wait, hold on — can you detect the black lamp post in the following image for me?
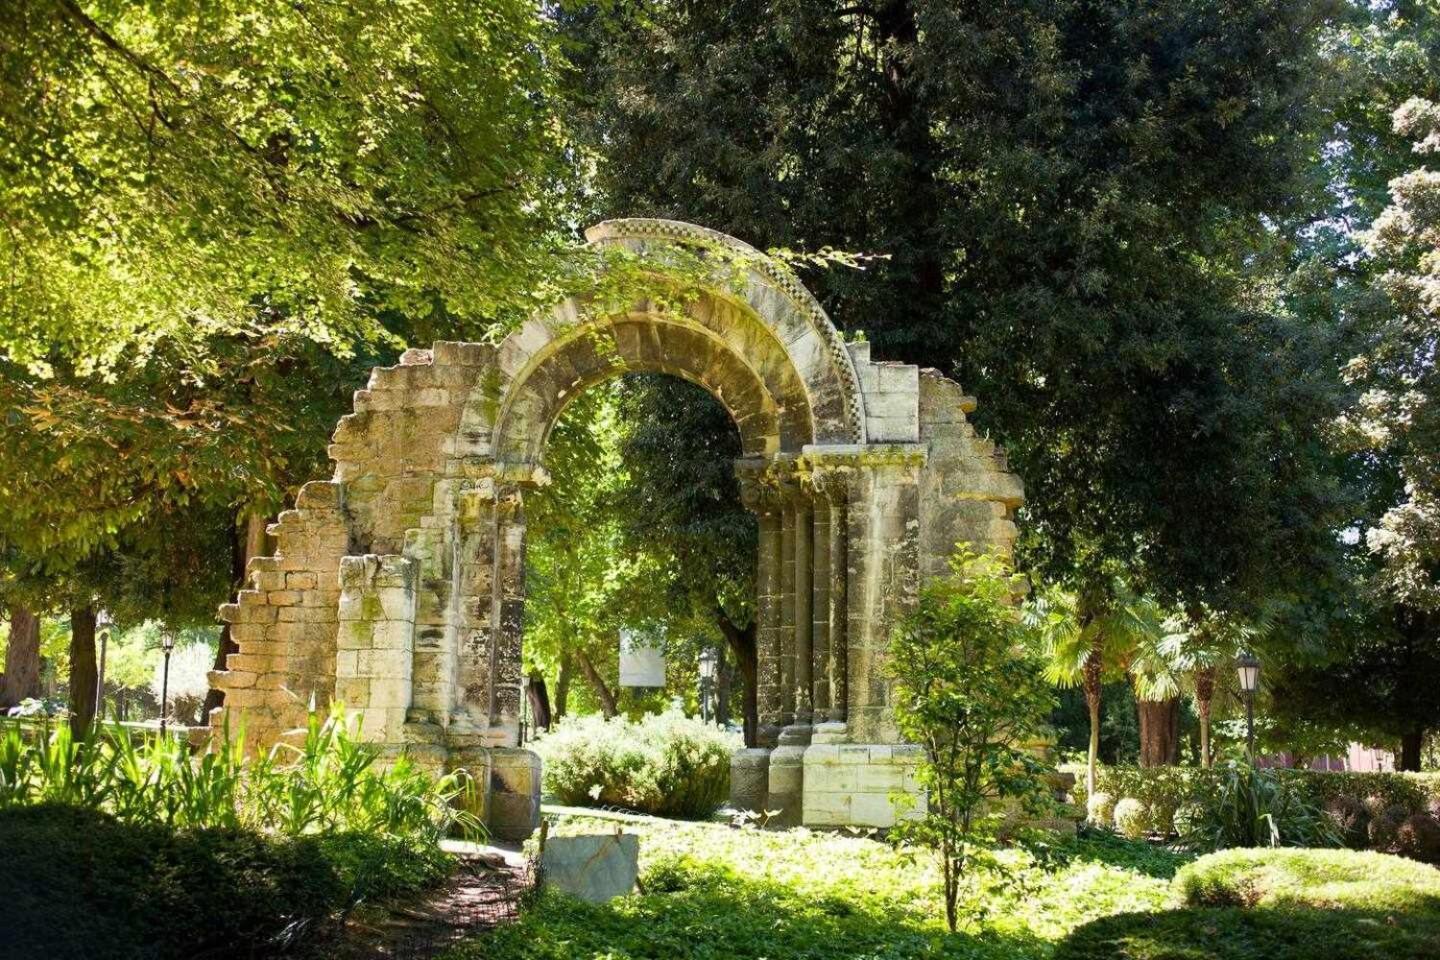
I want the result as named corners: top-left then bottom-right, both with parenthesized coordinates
top-left (698, 648), bottom-right (718, 722)
top-left (1236, 650), bottom-right (1261, 762)
top-left (159, 627), bottom-right (177, 735)
top-left (95, 610), bottom-right (113, 722)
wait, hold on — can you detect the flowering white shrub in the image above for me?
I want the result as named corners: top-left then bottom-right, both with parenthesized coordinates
top-left (534, 708), bottom-right (740, 818)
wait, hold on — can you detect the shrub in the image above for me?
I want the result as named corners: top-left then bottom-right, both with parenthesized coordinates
top-left (0, 706), bottom-right (480, 841)
top-left (1369, 802), bottom-right (1409, 851)
top-left (1113, 798), bottom-right (1148, 839)
top-left (1179, 766), bottom-right (1341, 852)
top-left (1396, 813), bottom-right (1440, 864)
top-left (535, 708), bottom-right (739, 818)
top-left (1073, 765), bottom-right (1440, 837)
top-left (1173, 847), bottom-right (1440, 911)
top-left (1085, 790), bottom-right (1115, 826)
top-left (1323, 794), bottom-right (1370, 849)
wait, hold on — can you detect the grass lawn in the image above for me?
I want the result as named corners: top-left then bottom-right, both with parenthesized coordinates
top-left (446, 814), bottom-right (1190, 960)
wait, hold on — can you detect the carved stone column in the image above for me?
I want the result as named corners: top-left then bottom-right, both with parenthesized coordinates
top-left (790, 486), bottom-right (814, 729)
top-left (487, 482), bottom-right (526, 743)
top-left (738, 467), bottom-right (784, 749)
top-left (810, 493), bottom-right (831, 722)
top-left (842, 448), bottom-right (924, 744)
top-left (778, 487), bottom-right (796, 729)
top-left (812, 470), bottom-right (849, 725)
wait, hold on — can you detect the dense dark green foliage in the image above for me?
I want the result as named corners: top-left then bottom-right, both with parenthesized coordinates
top-left (0, 804), bottom-right (448, 960)
top-left (567, 0), bottom-right (1352, 619)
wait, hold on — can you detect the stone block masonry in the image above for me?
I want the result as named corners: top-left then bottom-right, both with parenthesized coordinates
top-left (209, 218), bottom-right (1023, 835)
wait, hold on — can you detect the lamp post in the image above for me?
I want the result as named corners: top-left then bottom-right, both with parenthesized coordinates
top-left (1236, 650), bottom-right (1261, 762)
top-left (95, 610), bottom-right (113, 722)
top-left (159, 627), bottom-right (177, 735)
top-left (698, 648), bottom-right (718, 723)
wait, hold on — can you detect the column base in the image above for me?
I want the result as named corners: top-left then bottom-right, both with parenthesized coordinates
top-left (486, 747), bottom-right (541, 841)
top-left (802, 742), bottom-right (927, 828)
top-left (730, 747), bottom-right (771, 813)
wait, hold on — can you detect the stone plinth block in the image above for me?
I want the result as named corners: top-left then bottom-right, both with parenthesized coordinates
top-left (730, 748), bottom-right (771, 813)
top-left (541, 834), bottom-right (639, 903)
top-left (802, 742), bottom-right (926, 829)
top-left (766, 744), bottom-right (806, 827)
top-left (488, 748), bottom-right (541, 842)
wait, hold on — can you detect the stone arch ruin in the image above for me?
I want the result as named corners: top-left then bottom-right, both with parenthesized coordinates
top-left (211, 219), bottom-right (1024, 838)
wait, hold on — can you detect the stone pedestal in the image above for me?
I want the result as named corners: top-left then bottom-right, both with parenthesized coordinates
top-left (730, 748), bottom-right (771, 813)
top-left (487, 747), bottom-right (541, 841)
top-left (766, 731), bottom-right (809, 827)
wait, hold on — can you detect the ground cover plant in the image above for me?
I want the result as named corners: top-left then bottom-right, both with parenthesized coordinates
top-left (1059, 848), bottom-right (1440, 960)
top-left (449, 813), bottom-right (1191, 960)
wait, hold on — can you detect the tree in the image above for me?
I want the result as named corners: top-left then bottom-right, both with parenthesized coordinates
top-left (1028, 583), bottom-right (1166, 789)
top-left (0, 605), bottom-right (42, 708)
top-left (1351, 95), bottom-right (1440, 613)
top-left (566, 0), bottom-right (1356, 687)
top-left (889, 550), bottom-right (1054, 933)
top-left (1, 0), bottom-right (564, 376)
top-left (1, 1), bottom-right (570, 693)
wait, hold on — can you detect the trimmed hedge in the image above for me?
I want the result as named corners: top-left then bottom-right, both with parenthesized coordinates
top-left (1058, 847), bottom-right (1440, 960)
top-left (0, 804), bottom-right (452, 959)
top-left (1069, 764), bottom-right (1440, 835)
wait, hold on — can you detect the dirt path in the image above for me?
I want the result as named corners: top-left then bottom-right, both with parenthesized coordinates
top-left (318, 843), bottom-right (531, 960)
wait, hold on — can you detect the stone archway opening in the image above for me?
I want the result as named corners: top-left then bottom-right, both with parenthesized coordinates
top-left (518, 370), bottom-right (756, 733)
top-left (211, 218), bottom-right (1025, 838)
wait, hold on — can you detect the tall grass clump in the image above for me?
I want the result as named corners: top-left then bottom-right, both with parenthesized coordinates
top-left (0, 705), bottom-right (479, 841)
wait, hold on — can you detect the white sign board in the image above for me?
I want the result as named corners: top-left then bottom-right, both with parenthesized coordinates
top-left (619, 629), bottom-right (666, 688)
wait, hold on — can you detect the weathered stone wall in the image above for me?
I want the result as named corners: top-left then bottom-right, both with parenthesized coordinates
top-left (917, 370), bottom-right (1024, 578)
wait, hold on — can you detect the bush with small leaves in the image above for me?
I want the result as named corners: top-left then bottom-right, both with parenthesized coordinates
top-left (1325, 795), bottom-right (1371, 849)
top-left (1086, 791), bottom-right (1116, 827)
top-left (1114, 798), bottom-right (1148, 839)
top-left (535, 708), bottom-right (740, 818)
top-left (1396, 813), bottom-right (1440, 864)
top-left (1369, 803), bottom-right (1409, 851)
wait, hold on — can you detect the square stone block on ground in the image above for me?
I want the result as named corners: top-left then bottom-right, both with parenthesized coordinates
top-left (541, 834), bottom-right (640, 904)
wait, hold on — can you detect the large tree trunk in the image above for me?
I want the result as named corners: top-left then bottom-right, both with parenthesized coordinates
top-left (1399, 731), bottom-right (1424, 772)
top-left (1082, 636), bottom-right (1103, 795)
top-left (555, 651), bottom-right (573, 720)
top-left (575, 648), bottom-right (619, 718)
top-left (717, 607), bottom-right (757, 747)
top-left (69, 607), bottom-right (98, 737)
top-left (204, 511), bottom-right (270, 723)
top-left (1195, 666), bottom-right (1215, 769)
top-left (527, 671), bottom-right (552, 733)
top-left (1137, 697), bottom-right (1181, 767)
top-left (1, 606), bottom-right (42, 708)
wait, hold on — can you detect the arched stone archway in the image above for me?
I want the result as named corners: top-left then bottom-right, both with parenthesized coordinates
top-left (211, 219), bottom-right (1024, 837)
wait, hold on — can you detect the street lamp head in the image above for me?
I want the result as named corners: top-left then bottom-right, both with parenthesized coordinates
top-left (1236, 650), bottom-right (1261, 694)
top-left (160, 627), bottom-right (177, 653)
top-left (96, 610), bottom-right (114, 631)
top-left (698, 648), bottom-right (718, 682)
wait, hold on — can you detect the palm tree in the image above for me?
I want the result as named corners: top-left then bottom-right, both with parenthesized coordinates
top-left (1027, 582), bottom-right (1167, 793)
